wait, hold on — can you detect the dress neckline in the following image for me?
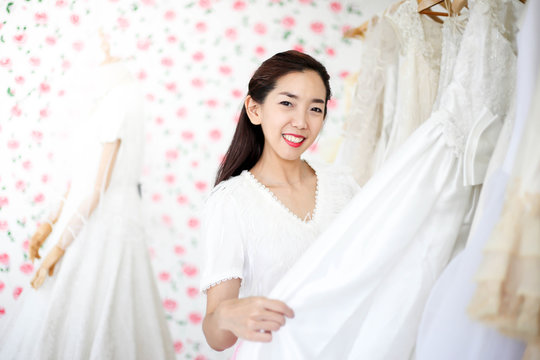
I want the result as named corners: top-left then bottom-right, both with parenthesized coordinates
top-left (243, 161), bottom-right (320, 224)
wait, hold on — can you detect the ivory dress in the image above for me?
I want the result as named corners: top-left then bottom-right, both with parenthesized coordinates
top-left (235, 0), bottom-right (522, 358)
top-left (0, 63), bottom-right (175, 360)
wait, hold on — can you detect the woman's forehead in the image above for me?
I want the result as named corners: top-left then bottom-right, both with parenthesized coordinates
top-left (272, 71), bottom-right (326, 99)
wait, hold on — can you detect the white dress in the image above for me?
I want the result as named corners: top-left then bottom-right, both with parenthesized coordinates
top-left (235, 0), bottom-right (522, 359)
top-left (417, 1), bottom-right (538, 358)
top-left (334, 16), bottom-right (399, 186)
top-left (0, 64), bottom-right (175, 360)
top-left (380, 0), bottom-right (442, 163)
top-left (200, 162), bottom-right (360, 298)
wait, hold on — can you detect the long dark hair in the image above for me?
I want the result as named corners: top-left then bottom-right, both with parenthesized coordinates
top-left (215, 50), bottom-right (331, 186)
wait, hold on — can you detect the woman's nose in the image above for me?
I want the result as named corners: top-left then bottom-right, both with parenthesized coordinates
top-left (291, 110), bottom-right (308, 129)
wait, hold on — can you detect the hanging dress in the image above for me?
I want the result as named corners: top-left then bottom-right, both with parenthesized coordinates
top-left (335, 16), bottom-right (399, 186)
top-left (380, 0), bottom-right (442, 164)
top-left (416, 1), bottom-right (537, 358)
top-left (235, 0), bottom-right (523, 358)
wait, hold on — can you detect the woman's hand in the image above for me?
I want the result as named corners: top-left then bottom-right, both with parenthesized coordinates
top-left (215, 296), bottom-right (294, 343)
top-left (29, 222), bottom-right (53, 262)
top-left (30, 245), bottom-right (65, 289)
top-left (203, 278), bottom-right (295, 351)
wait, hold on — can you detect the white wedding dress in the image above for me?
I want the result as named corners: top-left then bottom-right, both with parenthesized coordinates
top-left (0, 63), bottom-right (175, 360)
top-left (380, 0), bottom-right (442, 163)
top-left (416, 1), bottom-right (538, 358)
top-left (335, 16), bottom-right (399, 186)
top-left (235, 0), bottom-right (522, 359)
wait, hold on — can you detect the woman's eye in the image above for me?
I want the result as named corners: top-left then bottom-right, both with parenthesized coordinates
top-left (280, 101), bottom-right (292, 107)
top-left (311, 107), bottom-right (323, 113)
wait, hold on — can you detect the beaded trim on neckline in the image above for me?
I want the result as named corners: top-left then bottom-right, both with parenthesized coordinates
top-left (243, 166), bottom-right (320, 224)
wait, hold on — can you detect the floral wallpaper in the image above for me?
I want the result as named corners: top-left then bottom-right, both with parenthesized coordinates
top-left (0, 0), bottom-right (364, 358)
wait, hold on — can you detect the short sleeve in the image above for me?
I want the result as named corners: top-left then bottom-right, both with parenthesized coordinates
top-left (199, 182), bottom-right (245, 294)
top-left (93, 87), bottom-right (127, 143)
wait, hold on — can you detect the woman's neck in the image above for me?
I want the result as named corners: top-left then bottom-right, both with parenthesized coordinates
top-left (250, 151), bottom-right (311, 188)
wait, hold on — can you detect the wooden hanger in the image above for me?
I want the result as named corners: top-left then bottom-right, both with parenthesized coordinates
top-left (344, 16), bottom-right (378, 39)
top-left (450, 0), bottom-right (468, 15)
top-left (344, 0), bottom-right (405, 39)
top-left (417, 0), bottom-right (450, 23)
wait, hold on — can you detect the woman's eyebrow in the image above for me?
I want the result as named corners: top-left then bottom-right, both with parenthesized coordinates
top-left (278, 91), bottom-right (325, 104)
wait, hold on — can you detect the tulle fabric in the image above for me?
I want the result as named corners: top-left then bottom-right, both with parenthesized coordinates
top-left (469, 72), bottom-right (540, 359)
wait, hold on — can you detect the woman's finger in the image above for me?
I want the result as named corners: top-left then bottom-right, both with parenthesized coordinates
top-left (245, 329), bottom-right (273, 343)
top-left (252, 309), bottom-right (287, 326)
top-left (254, 320), bottom-right (283, 332)
top-left (259, 298), bottom-right (295, 318)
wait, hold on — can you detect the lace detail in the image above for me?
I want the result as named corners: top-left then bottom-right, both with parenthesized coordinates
top-left (433, 11), bottom-right (469, 110)
top-left (434, 0), bottom-right (521, 157)
top-left (449, 0), bottom-right (520, 122)
top-left (202, 276), bottom-right (243, 294)
top-left (244, 167), bottom-right (320, 224)
top-left (475, 0), bottom-right (522, 49)
top-left (381, 0), bottom-right (443, 162)
top-left (385, 0), bottom-right (442, 72)
top-left (338, 16), bottom-right (399, 185)
top-left (434, 110), bottom-right (466, 158)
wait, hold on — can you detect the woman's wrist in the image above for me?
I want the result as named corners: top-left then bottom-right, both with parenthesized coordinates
top-left (213, 301), bottom-right (228, 332)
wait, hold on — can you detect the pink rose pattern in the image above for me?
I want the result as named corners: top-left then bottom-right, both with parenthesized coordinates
top-left (0, 1), bottom-right (363, 358)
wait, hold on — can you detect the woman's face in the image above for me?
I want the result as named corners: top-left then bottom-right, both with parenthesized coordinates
top-left (247, 70), bottom-right (327, 162)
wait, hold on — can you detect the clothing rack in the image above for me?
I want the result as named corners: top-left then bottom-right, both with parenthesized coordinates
top-left (344, 0), bottom-right (525, 39)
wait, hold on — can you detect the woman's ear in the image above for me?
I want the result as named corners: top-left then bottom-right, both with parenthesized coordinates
top-left (245, 95), bottom-right (262, 125)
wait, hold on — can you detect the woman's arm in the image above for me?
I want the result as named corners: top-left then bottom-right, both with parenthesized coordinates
top-left (203, 279), bottom-right (295, 351)
top-left (30, 139), bottom-right (121, 289)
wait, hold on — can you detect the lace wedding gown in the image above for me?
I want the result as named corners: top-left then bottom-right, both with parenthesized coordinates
top-left (235, 0), bottom-right (522, 359)
top-left (335, 16), bottom-right (399, 186)
top-left (380, 0), bottom-right (442, 164)
top-left (0, 63), bottom-right (175, 360)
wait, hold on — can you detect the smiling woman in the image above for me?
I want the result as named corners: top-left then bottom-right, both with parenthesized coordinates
top-left (213, 51), bottom-right (331, 186)
top-left (200, 51), bottom-right (360, 353)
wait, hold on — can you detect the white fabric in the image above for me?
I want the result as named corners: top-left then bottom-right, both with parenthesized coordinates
top-left (381, 0), bottom-right (442, 163)
top-left (0, 63), bottom-right (175, 360)
top-left (431, 11), bottom-right (469, 111)
top-left (334, 16), bottom-right (399, 186)
top-left (371, 50), bottom-right (398, 174)
top-left (416, 0), bottom-right (538, 358)
top-left (200, 161), bottom-right (360, 298)
top-left (235, 0), bottom-right (520, 358)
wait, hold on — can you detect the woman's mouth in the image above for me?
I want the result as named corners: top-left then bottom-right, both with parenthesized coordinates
top-left (282, 133), bottom-right (306, 148)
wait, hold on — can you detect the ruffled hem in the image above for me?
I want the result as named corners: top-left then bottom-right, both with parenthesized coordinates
top-left (468, 180), bottom-right (540, 345)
